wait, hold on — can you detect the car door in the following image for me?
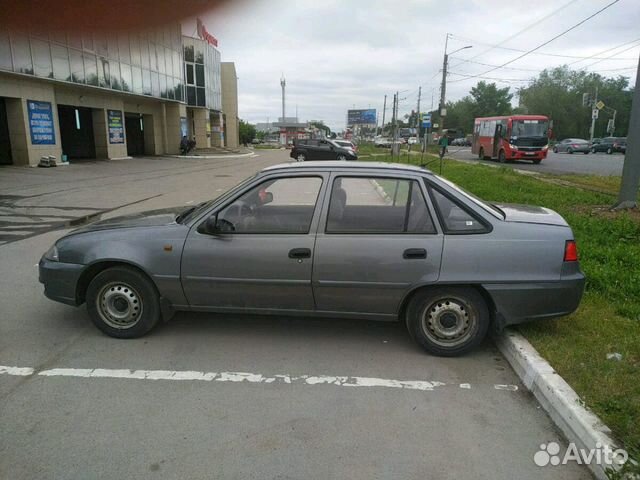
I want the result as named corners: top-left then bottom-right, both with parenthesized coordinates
top-left (312, 173), bottom-right (444, 317)
top-left (315, 140), bottom-right (334, 160)
top-left (181, 173), bottom-right (328, 311)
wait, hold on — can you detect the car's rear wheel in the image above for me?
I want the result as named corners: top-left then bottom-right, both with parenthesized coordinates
top-left (478, 148), bottom-right (484, 160)
top-left (591, 147), bottom-right (596, 153)
top-left (296, 153), bottom-right (306, 162)
top-left (553, 146), bottom-right (558, 153)
top-left (583, 150), bottom-right (589, 155)
top-left (405, 287), bottom-right (489, 356)
top-left (336, 154), bottom-right (347, 161)
top-left (567, 148), bottom-right (574, 154)
top-left (86, 266), bottom-right (160, 338)
top-left (606, 147), bottom-right (612, 154)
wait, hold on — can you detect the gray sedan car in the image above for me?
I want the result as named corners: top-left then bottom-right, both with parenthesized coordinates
top-left (553, 138), bottom-right (590, 154)
top-left (39, 162), bottom-right (585, 356)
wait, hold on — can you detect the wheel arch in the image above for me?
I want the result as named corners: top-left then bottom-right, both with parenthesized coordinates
top-left (398, 283), bottom-right (498, 327)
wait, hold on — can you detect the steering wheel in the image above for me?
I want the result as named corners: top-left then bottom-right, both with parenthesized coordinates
top-left (217, 218), bottom-right (236, 232)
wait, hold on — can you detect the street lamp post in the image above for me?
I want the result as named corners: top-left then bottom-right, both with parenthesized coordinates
top-left (438, 34), bottom-right (472, 136)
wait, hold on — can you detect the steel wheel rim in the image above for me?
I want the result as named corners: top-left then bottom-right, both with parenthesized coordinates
top-left (96, 282), bottom-right (143, 329)
top-left (337, 155), bottom-right (346, 161)
top-left (297, 154), bottom-right (305, 162)
top-left (420, 296), bottom-right (478, 347)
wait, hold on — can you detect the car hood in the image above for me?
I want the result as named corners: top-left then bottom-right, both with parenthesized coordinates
top-left (494, 203), bottom-right (569, 227)
top-left (69, 206), bottom-right (185, 234)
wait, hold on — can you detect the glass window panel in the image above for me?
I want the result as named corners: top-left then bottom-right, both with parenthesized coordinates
top-left (159, 74), bottom-right (167, 98)
top-left (186, 86), bottom-right (196, 105)
top-left (110, 61), bottom-right (121, 89)
top-left (172, 51), bottom-right (180, 80)
top-left (175, 80), bottom-right (183, 102)
top-left (142, 68), bottom-right (151, 95)
top-left (195, 64), bottom-right (204, 87)
top-left (156, 44), bottom-right (165, 73)
top-left (131, 66), bottom-right (142, 94)
top-left (164, 47), bottom-right (173, 76)
top-left (117, 33), bottom-right (130, 63)
top-left (140, 39), bottom-right (150, 69)
top-left (186, 63), bottom-right (194, 85)
top-left (148, 42), bottom-right (157, 70)
top-left (83, 54), bottom-right (98, 85)
top-left (151, 71), bottom-right (160, 97)
top-left (0, 33), bottom-right (12, 70)
top-left (167, 76), bottom-right (175, 100)
top-left (107, 34), bottom-right (118, 60)
top-left (31, 39), bottom-right (52, 77)
top-left (12, 35), bottom-right (33, 74)
top-left (51, 31), bottom-right (67, 44)
top-left (69, 49), bottom-right (84, 83)
top-left (68, 33), bottom-right (82, 49)
top-left (155, 28), bottom-right (163, 46)
top-left (120, 63), bottom-right (132, 91)
top-left (195, 45), bottom-right (204, 64)
top-left (97, 56), bottom-right (109, 87)
top-left (196, 87), bottom-right (205, 107)
top-left (82, 32), bottom-right (94, 51)
top-left (95, 34), bottom-right (108, 57)
top-left (183, 43), bottom-right (194, 62)
top-left (130, 34), bottom-right (141, 66)
top-left (430, 188), bottom-right (485, 233)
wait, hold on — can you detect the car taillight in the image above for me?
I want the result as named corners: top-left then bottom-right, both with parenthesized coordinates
top-left (564, 240), bottom-right (578, 262)
top-left (572, 144), bottom-right (578, 148)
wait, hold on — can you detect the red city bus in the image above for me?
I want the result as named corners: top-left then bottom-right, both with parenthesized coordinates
top-left (472, 115), bottom-right (550, 164)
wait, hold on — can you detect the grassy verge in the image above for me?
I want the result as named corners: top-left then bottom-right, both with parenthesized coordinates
top-left (372, 152), bottom-right (640, 461)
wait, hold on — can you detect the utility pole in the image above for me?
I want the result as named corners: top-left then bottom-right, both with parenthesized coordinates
top-left (416, 86), bottom-right (422, 136)
top-left (613, 55), bottom-right (640, 209)
top-left (589, 86), bottom-right (598, 143)
top-left (438, 34), bottom-right (449, 136)
top-left (381, 94), bottom-right (387, 136)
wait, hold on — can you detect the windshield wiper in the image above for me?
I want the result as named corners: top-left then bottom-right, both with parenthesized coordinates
top-left (175, 206), bottom-right (196, 224)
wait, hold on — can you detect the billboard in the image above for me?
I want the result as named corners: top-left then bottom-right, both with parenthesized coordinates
top-left (347, 109), bottom-right (376, 125)
top-left (27, 100), bottom-right (55, 145)
top-left (107, 110), bottom-right (124, 144)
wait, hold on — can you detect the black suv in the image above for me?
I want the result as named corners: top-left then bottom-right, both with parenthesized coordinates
top-left (290, 139), bottom-right (357, 162)
top-left (591, 137), bottom-right (626, 154)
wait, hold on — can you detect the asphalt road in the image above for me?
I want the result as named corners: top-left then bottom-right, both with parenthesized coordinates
top-left (0, 150), bottom-right (590, 479)
top-left (446, 147), bottom-right (625, 176)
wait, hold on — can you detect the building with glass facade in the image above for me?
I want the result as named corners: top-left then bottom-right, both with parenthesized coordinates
top-left (0, 22), bottom-right (238, 166)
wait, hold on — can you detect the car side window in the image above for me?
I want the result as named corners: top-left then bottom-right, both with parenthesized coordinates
top-left (215, 176), bottom-right (322, 234)
top-left (326, 177), bottom-right (436, 234)
top-left (429, 187), bottom-right (488, 234)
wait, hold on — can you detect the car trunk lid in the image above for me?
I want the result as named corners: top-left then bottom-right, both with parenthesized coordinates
top-left (494, 203), bottom-right (569, 227)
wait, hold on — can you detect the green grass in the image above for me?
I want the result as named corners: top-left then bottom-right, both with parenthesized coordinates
top-left (372, 153), bottom-right (640, 461)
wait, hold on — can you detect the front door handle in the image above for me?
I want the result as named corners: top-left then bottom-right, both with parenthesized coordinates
top-left (289, 248), bottom-right (311, 259)
top-left (403, 248), bottom-right (427, 259)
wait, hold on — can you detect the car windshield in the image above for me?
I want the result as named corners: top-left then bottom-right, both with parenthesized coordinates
top-left (512, 120), bottom-right (548, 138)
top-left (433, 175), bottom-right (505, 219)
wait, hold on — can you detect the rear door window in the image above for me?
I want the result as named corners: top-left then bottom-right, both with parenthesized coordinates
top-left (428, 187), bottom-right (490, 234)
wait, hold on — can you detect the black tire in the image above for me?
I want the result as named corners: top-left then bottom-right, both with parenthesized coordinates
top-left (86, 266), bottom-right (161, 338)
top-left (567, 148), bottom-right (574, 154)
top-left (498, 150), bottom-right (507, 163)
top-left (532, 159), bottom-right (541, 164)
top-left (405, 287), bottom-right (490, 357)
top-left (591, 147), bottom-right (596, 153)
top-left (583, 151), bottom-right (589, 155)
top-left (296, 153), bottom-right (306, 162)
top-left (478, 148), bottom-right (484, 160)
top-left (336, 154), bottom-right (347, 161)
top-left (553, 147), bottom-right (558, 153)
top-left (606, 147), bottom-right (612, 155)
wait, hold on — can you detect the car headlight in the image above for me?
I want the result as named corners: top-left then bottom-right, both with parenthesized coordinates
top-left (44, 244), bottom-right (59, 262)
top-left (542, 145), bottom-right (549, 151)
top-left (509, 144), bottom-right (518, 151)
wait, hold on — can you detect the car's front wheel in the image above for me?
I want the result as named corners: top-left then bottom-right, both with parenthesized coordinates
top-left (406, 287), bottom-right (489, 356)
top-left (336, 154), bottom-right (347, 161)
top-left (606, 147), bottom-right (613, 154)
top-left (296, 153), bottom-right (306, 162)
top-left (591, 147), bottom-right (596, 153)
top-left (86, 266), bottom-right (161, 338)
top-left (553, 147), bottom-right (558, 153)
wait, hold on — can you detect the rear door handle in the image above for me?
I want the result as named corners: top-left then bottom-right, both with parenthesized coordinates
top-left (403, 248), bottom-right (427, 259)
top-left (289, 248), bottom-right (311, 259)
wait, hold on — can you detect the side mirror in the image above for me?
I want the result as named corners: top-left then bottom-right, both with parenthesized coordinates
top-left (197, 215), bottom-right (219, 235)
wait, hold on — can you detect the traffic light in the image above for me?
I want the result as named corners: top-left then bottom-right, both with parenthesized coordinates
top-left (582, 93), bottom-right (591, 107)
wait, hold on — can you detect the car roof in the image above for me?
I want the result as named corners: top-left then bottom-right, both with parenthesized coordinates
top-left (262, 161), bottom-right (434, 175)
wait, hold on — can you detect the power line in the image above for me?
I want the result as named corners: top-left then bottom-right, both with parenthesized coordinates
top-left (581, 42), bottom-right (640, 70)
top-left (567, 37), bottom-right (640, 66)
top-left (448, 0), bottom-right (622, 84)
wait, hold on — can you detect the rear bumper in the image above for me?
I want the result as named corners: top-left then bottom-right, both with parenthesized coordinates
top-left (38, 258), bottom-right (84, 306)
top-left (484, 274), bottom-right (585, 329)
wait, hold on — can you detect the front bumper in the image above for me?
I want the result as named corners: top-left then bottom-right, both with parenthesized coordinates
top-left (38, 258), bottom-right (84, 306)
top-left (510, 150), bottom-right (547, 160)
top-left (484, 273), bottom-right (586, 330)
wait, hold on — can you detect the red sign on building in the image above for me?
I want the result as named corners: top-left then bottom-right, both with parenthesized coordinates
top-left (197, 18), bottom-right (218, 47)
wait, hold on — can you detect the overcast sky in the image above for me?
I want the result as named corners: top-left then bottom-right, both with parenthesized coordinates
top-left (188, 0), bottom-right (639, 132)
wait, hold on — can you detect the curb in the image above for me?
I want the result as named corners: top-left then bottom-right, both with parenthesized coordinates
top-left (164, 152), bottom-right (255, 159)
top-left (494, 329), bottom-right (623, 480)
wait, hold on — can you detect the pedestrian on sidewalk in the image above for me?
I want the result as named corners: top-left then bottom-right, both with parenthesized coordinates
top-left (438, 135), bottom-right (448, 160)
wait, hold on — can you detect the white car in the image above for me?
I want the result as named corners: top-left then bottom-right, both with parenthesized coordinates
top-left (333, 140), bottom-right (358, 153)
top-left (408, 137), bottom-right (418, 145)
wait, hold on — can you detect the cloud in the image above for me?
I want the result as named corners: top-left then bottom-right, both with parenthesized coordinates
top-left (194, 0), bottom-right (638, 131)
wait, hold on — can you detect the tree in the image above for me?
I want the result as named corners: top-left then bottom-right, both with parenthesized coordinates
top-left (470, 81), bottom-right (513, 117)
top-left (309, 120), bottom-right (331, 137)
top-left (238, 120), bottom-right (256, 145)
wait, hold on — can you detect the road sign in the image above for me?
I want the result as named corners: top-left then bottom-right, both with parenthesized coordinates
top-left (421, 113), bottom-right (432, 128)
top-left (592, 108), bottom-right (599, 119)
top-left (596, 100), bottom-right (605, 110)
top-left (433, 123), bottom-right (439, 129)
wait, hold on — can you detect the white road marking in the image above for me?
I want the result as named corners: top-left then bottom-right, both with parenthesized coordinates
top-left (0, 365), bottom-right (520, 392)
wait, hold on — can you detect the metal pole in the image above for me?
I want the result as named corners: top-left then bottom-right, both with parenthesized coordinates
top-left (381, 94), bottom-right (387, 136)
top-left (613, 55), bottom-right (640, 209)
top-left (589, 86), bottom-right (598, 143)
top-left (439, 34), bottom-right (449, 136)
top-left (416, 86), bottom-right (422, 135)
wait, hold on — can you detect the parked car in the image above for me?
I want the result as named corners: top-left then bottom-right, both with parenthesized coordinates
top-left (591, 137), bottom-right (626, 154)
top-left (39, 162), bottom-right (585, 356)
top-left (553, 138), bottom-right (590, 154)
top-left (408, 137), bottom-right (418, 145)
top-left (290, 139), bottom-right (357, 161)
top-left (333, 139), bottom-right (358, 153)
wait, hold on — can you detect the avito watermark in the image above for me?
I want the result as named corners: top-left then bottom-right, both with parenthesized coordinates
top-left (534, 442), bottom-right (628, 467)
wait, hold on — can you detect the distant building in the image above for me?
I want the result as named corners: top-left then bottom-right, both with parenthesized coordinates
top-left (221, 62), bottom-right (238, 148)
top-left (272, 117), bottom-right (308, 145)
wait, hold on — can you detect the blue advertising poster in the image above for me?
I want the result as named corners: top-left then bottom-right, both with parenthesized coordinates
top-left (108, 110), bottom-right (125, 144)
top-left (347, 109), bottom-right (377, 125)
top-left (421, 113), bottom-right (432, 128)
top-left (28, 100), bottom-right (55, 145)
top-left (180, 117), bottom-right (188, 137)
